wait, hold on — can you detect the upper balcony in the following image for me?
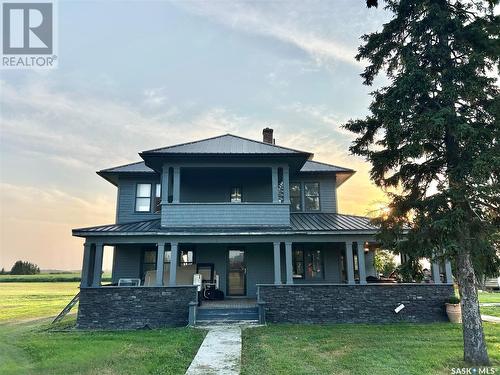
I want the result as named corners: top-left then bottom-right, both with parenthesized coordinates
top-left (160, 165), bottom-right (290, 227)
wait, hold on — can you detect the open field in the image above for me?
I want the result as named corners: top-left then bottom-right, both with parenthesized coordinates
top-left (242, 323), bottom-right (500, 375)
top-left (0, 282), bottom-right (80, 322)
top-left (0, 272), bottom-right (111, 283)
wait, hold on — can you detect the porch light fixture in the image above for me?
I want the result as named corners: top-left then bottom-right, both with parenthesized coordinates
top-left (364, 242), bottom-right (370, 253)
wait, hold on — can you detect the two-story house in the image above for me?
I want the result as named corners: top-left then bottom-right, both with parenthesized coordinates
top-left (73, 129), bottom-right (454, 329)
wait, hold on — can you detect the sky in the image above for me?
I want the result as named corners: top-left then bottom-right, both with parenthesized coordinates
top-left (0, 0), bottom-right (392, 271)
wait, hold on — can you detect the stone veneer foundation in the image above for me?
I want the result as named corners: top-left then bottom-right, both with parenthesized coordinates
top-left (257, 283), bottom-right (454, 324)
top-left (77, 286), bottom-right (198, 329)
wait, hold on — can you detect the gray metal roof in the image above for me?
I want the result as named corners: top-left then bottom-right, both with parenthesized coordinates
top-left (99, 161), bottom-right (154, 173)
top-left (72, 213), bottom-right (377, 237)
top-left (301, 160), bottom-right (354, 173)
top-left (141, 134), bottom-right (311, 155)
top-left (98, 159), bottom-right (353, 175)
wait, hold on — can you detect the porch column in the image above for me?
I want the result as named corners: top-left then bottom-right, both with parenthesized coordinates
top-left (283, 165), bottom-right (290, 204)
top-left (284, 241), bottom-right (293, 284)
top-left (356, 242), bottom-right (367, 284)
top-left (156, 243), bottom-right (165, 286)
top-left (345, 241), bottom-right (355, 285)
top-left (80, 242), bottom-right (92, 287)
top-left (161, 165), bottom-right (169, 204)
top-left (172, 166), bottom-right (180, 203)
top-left (445, 260), bottom-right (453, 284)
top-left (273, 242), bottom-right (281, 285)
top-left (169, 242), bottom-right (178, 286)
top-left (271, 166), bottom-right (278, 203)
top-left (432, 256), bottom-right (442, 284)
top-left (92, 243), bottom-right (104, 287)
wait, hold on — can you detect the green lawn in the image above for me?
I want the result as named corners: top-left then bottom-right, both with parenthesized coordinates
top-left (478, 291), bottom-right (500, 304)
top-left (0, 318), bottom-right (205, 375)
top-left (0, 282), bottom-right (81, 322)
top-left (481, 307), bottom-right (500, 318)
top-left (241, 324), bottom-right (500, 375)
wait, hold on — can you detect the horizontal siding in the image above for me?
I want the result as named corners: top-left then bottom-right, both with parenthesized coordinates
top-left (290, 174), bottom-right (337, 213)
top-left (117, 176), bottom-right (161, 224)
top-left (162, 203), bottom-right (290, 227)
top-left (112, 245), bottom-right (142, 282)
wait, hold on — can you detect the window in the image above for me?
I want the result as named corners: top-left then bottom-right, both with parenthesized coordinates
top-left (154, 184), bottom-right (161, 213)
top-left (230, 186), bottom-right (242, 203)
top-left (304, 182), bottom-right (320, 211)
top-left (179, 249), bottom-right (195, 266)
top-left (290, 183), bottom-right (302, 211)
top-left (292, 249), bottom-right (305, 278)
top-left (135, 183), bottom-right (152, 212)
top-left (141, 249), bottom-right (157, 278)
top-left (292, 248), bottom-right (324, 280)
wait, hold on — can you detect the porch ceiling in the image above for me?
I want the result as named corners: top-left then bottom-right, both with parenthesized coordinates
top-left (72, 213), bottom-right (377, 237)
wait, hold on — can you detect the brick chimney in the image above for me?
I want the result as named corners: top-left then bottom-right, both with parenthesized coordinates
top-left (262, 127), bottom-right (274, 144)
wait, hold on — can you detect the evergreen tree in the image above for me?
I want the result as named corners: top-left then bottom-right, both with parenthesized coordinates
top-left (10, 260), bottom-right (40, 275)
top-left (345, 0), bottom-right (499, 364)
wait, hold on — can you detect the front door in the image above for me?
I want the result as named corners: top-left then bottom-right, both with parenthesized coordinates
top-left (227, 249), bottom-right (246, 296)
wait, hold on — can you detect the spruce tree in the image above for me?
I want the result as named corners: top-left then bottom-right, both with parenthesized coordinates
top-left (346, 0), bottom-right (499, 364)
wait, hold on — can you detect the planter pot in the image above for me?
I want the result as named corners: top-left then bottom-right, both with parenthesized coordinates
top-left (446, 303), bottom-right (462, 323)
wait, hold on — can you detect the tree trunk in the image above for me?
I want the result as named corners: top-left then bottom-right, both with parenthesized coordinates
top-left (456, 249), bottom-right (490, 365)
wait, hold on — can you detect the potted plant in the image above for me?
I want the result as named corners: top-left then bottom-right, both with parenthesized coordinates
top-left (445, 296), bottom-right (461, 323)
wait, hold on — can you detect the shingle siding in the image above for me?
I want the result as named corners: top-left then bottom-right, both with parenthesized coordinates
top-left (291, 174), bottom-right (337, 213)
top-left (116, 176), bottom-right (160, 224)
top-left (162, 203), bottom-right (290, 227)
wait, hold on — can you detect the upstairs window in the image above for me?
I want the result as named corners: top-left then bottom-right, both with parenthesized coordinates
top-left (304, 182), bottom-right (320, 211)
top-left (290, 183), bottom-right (302, 211)
top-left (230, 186), bottom-right (242, 203)
top-left (154, 184), bottom-right (161, 213)
top-left (135, 183), bottom-right (152, 212)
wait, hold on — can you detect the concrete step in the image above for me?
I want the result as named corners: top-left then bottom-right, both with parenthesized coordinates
top-left (196, 319), bottom-right (259, 327)
top-left (196, 307), bottom-right (259, 323)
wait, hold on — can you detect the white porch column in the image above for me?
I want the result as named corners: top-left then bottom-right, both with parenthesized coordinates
top-left (169, 242), bottom-right (178, 286)
top-left (156, 243), bottom-right (165, 286)
top-left (356, 242), bottom-right (367, 284)
top-left (445, 260), bottom-right (453, 284)
top-left (285, 241), bottom-right (293, 284)
top-left (92, 243), bottom-right (104, 287)
top-left (273, 242), bottom-right (281, 285)
top-left (345, 241), bottom-right (355, 285)
top-left (161, 165), bottom-right (169, 204)
top-left (271, 166), bottom-right (278, 203)
top-left (172, 166), bottom-right (180, 203)
top-left (432, 257), bottom-right (442, 284)
top-left (80, 242), bottom-right (92, 287)
top-left (283, 165), bottom-right (290, 204)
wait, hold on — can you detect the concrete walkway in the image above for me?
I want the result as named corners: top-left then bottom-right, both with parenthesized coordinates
top-left (185, 326), bottom-right (242, 375)
top-left (481, 315), bottom-right (500, 323)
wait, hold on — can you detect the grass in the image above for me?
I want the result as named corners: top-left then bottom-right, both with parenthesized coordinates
top-left (478, 291), bottom-right (500, 304)
top-left (0, 282), bottom-right (205, 374)
top-left (0, 282), bottom-right (81, 322)
top-left (481, 307), bottom-right (500, 318)
top-left (0, 273), bottom-right (111, 283)
top-left (241, 323), bottom-right (500, 375)
top-left (0, 318), bottom-right (205, 375)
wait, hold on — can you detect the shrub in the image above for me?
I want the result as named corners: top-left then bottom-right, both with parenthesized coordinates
top-left (10, 261), bottom-right (40, 275)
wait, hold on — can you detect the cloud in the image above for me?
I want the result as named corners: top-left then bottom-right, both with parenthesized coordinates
top-left (175, 2), bottom-right (362, 67)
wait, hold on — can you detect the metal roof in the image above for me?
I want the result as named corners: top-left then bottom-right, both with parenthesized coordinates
top-left (141, 134), bottom-right (311, 155)
top-left (72, 213), bottom-right (377, 237)
top-left (301, 160), bottom-right (354, 173)
top-left (99, 161), bottom-right (154, 173)
top-left (98, 159), bottom-right (353, 176)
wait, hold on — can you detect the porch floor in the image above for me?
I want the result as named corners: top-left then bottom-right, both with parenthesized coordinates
top-left (199, 298), bottom-right (257, 309)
